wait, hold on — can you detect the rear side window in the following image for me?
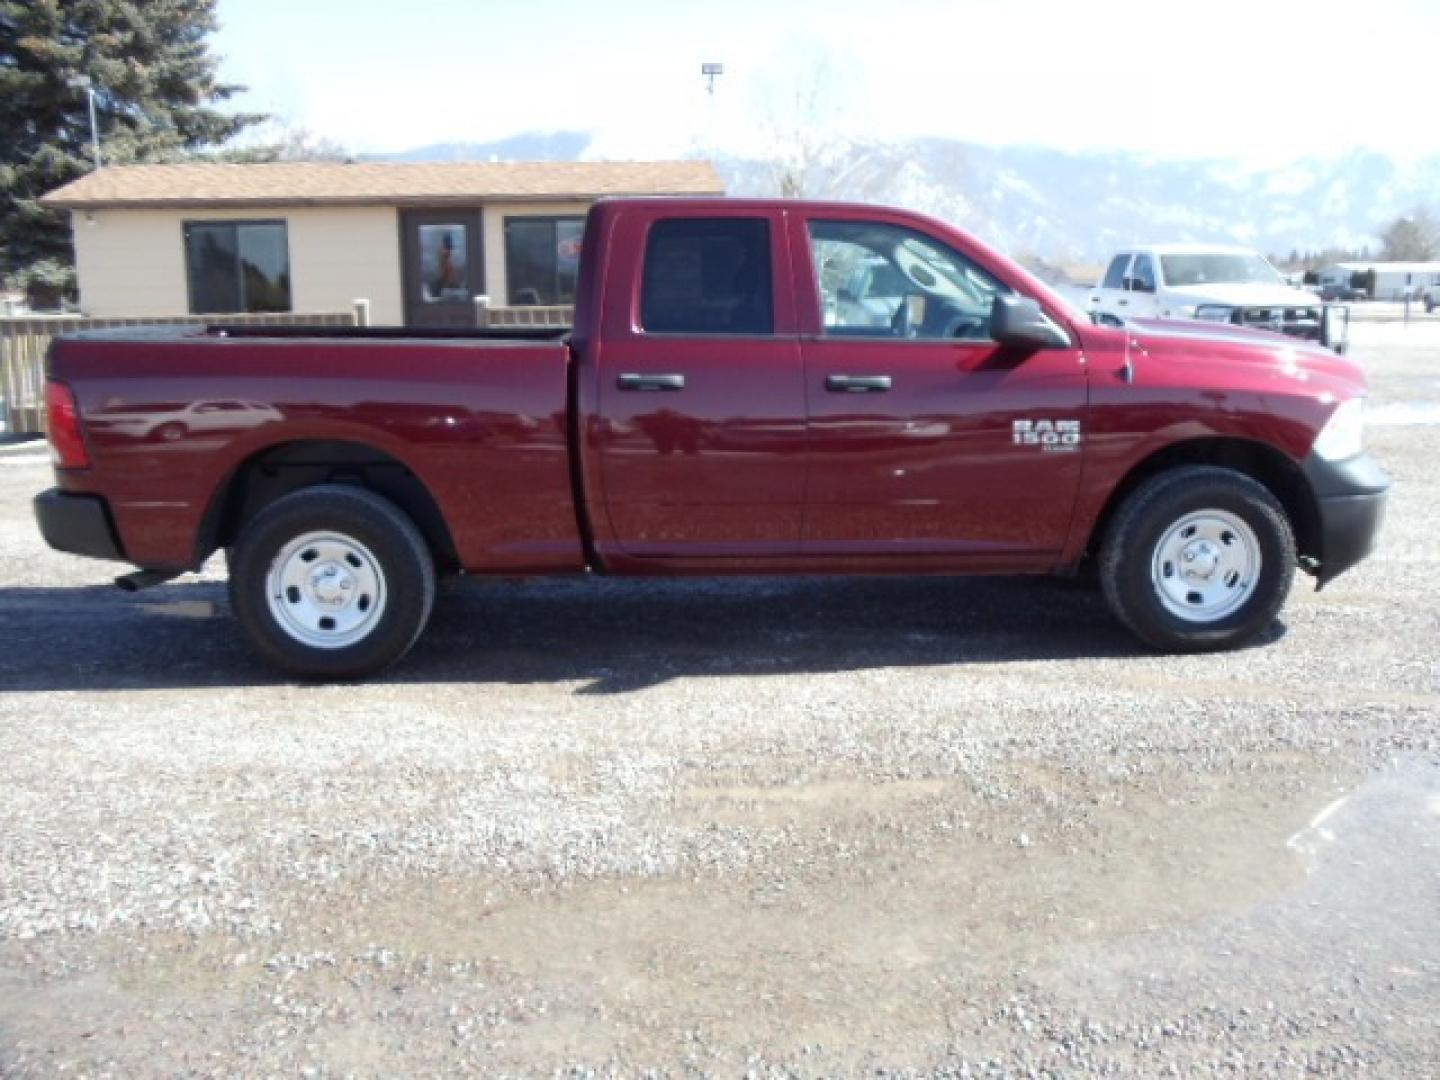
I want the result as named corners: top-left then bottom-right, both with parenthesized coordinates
top-left (641, 218), bottom-right (773, 335)
top-left (1102, 254), bottom-right (1131, 290)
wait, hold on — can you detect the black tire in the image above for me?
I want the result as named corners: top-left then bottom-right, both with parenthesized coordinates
top-left (1099, 466), bottom-right (1296, 653)
top-left (228, 484), bottom-right (435, 679)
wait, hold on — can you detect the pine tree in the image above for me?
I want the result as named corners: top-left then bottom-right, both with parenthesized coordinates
top-left (0, 0), bottom-right (264, 289)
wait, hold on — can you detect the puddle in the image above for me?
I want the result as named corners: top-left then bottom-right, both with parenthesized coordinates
top-left (1368, 401), bottom-right (1440, 426)
top-left (1285, 793), bottom-right (1351, 864)
top-left (1038, 755), bottom-right (1440, 1019)
top-left (1284, 755), bottom-right (1440, 882)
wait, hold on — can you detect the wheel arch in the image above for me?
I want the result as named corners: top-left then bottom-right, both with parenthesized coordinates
top-left (194, 439), bottom-right (461, 572)
top-left (1081, 437), bottom-right (1320, 569)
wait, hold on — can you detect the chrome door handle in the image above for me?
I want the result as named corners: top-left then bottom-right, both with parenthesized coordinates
top-left (1117, 299), bottom-right (1129, 306)
top-left (617, 373), bottom-right (685, 391)
top-left (826, 374), bottom-right (892, 393)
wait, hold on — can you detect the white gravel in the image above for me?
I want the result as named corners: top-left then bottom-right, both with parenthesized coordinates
top-left (0, 338), bottom-right (1437, 1075)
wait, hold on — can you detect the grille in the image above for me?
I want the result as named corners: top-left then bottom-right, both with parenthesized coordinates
top-left (1232, 306), bottom-right (1323, 341)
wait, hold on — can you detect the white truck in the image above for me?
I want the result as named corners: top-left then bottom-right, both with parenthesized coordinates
top-left (1086, 243), bottom-right (1349, 352)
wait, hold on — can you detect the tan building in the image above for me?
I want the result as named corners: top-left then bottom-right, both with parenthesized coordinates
top-left (41, 160), bottom-right (725, 326)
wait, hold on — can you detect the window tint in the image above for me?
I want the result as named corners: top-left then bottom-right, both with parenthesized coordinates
top-left (504, 216), bottom-right (584, 306)
top-left (641, 218), bottom-right (773, 335)
top-left (183, 221), bottom-right (291, 314)
top-left (1102, 254), bottom-right (1131, 290)
top-left (1130, 254), bottom-right (1156, 292)
top-left (809, 219), bottom-right (1008, 340)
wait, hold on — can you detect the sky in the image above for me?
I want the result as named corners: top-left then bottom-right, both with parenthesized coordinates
top-left (214, 0), bottom-right (1440, 165)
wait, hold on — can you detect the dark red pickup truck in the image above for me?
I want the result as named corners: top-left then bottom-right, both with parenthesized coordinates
top-left (36, 198), bottom-right (1389, 677)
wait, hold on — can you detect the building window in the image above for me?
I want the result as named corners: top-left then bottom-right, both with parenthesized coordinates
top-left (183, 220), bottom-right (292, 314)
top-left (504, 216), bottom-right (583, 306)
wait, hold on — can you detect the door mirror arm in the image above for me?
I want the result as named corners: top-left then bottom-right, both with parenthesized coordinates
top-left (990, 295), bottom-right (1072, 349)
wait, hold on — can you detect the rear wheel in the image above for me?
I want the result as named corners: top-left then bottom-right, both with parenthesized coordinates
top-left (229, 484), bottom-right (435, 679)
top-left (1099, 466), bottom-right (1295, 652)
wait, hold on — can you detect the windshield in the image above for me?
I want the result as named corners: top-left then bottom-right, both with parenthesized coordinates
top-left (1160, 253), bottom-right (1284, 288)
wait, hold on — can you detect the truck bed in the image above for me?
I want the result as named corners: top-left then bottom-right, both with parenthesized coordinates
top-left (48, 326), bottom-right (585, 574)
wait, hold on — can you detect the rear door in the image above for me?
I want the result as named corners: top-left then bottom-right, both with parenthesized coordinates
top-left (793, 212), bottom-right (1087, 561)
top-left (589, 207), bottom-right (806, 558)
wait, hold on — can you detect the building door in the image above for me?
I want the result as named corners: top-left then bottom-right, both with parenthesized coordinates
top-left (400, 209), bottom-right (484, 326)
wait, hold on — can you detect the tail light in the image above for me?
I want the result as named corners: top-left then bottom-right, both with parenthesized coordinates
top-left (46, 381), bottom-right (91, 469)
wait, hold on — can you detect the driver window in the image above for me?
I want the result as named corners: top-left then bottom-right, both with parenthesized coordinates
top-left (1102, 254), bottom-right (1131, 290)
top-left (809, 220), bottom-right (1009, 340)
top-left (1129, 255), bottom-right (1157, 293)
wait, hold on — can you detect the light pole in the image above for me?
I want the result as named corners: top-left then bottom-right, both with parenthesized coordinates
top-left (67, 75), bottom-right (102, 169)
top-left (700, 62), bottom-right (724, 158)
top-left (701, 61), bottom-right (724, 98)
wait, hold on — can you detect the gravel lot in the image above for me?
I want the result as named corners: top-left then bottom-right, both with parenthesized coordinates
top-left (1, 329), bottom-right (1437, 1076)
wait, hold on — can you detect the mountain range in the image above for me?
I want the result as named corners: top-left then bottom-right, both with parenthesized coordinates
top-left (371, 131), bottom-right (1439, 267)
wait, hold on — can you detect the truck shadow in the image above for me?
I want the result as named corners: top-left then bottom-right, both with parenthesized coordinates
top-left (0, 576), bottom-right (1285, 694)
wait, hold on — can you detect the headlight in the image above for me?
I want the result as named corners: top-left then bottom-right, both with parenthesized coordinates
top-left (1312, 398), bottom-right (1366, 461)
top-left (1194, 305), bottom-right (1235, 323)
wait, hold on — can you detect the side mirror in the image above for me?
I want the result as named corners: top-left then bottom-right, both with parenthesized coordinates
top-left (990, 295), bottom-right (1071, 348)
top-left (1123, 276), bottom-right (1155, 294)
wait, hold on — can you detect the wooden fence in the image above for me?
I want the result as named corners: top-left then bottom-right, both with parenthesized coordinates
top-left (480, 303), bottom-right (574, 328)
top-left (0, 310), bottom-right (356, 435)
top-left (0, 302), bottom-right (575, 435)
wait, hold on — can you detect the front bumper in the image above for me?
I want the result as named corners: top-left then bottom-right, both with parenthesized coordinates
top-left (34, 488), bottom-right (127, 562)
top-left (1301, 452), bottom-right (1389, 586)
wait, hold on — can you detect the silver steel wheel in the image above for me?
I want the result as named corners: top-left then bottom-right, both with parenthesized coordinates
top-left (264, 531), bottom-right (387, 649)
top-left (1150, 509), bottom-right (1261, 623)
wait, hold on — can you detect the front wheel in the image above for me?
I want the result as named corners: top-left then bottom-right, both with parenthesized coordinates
top-left (229, 485), bottom-right (436, 679)
top-left (1099, 466), bottom-right (1296, 652)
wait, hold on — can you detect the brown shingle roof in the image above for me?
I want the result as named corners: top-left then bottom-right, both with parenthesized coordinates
top-left (41, 160), bottom-right (725, 209)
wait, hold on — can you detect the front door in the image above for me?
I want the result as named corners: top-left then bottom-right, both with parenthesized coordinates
top-left (1093, 252), bottom-right (1132, 319)
top-left (1123, 252), bottom-right (1161, 318)
top-left (591, 209), bottom-right (807, 559)
top-left (400, 209), bottom-right (484, 326)
top-left (796, 216), bottom-right (1087, 560)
